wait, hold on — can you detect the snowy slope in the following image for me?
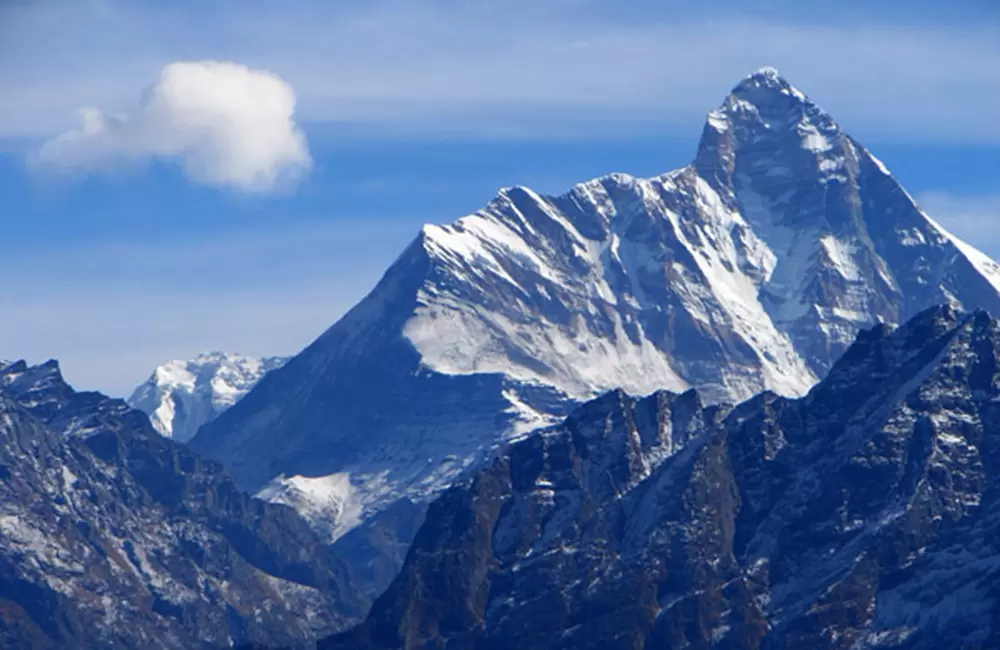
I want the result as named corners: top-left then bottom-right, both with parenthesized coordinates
top-left (192, 68), bottom-right (1000, 559)
top-left (256, 472), bottom-right (363, 541)
top-left (128, 352), bottom-right (287, 442)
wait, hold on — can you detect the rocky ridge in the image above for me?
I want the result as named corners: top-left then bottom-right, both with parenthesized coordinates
top-left (0, 360), bottom-right (362, 649)
top-left (325, 305), bottom-right (1000, 649)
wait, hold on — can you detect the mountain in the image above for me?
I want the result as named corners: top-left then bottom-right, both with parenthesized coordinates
top-left (324, 305), bottom-right (1000, 649)
top-left (0, 359), bottom-right (363, 649)
top-left (128, 352), bottom-right (287, 443)
top-left (191, 68), bottom-right (1000, 590)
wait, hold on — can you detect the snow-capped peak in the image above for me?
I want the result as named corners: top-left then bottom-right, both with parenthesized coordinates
top-left (733, 66), bottom-right (801, 94)
top-left (715, 68), bottom-right (831, 138)
top-left (193, 69), bottom-right (1000, 552)
top-left (128, 352), bottom-right (287, 442)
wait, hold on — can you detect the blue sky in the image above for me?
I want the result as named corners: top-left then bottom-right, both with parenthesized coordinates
top-left (1, 0), bottom-right (998, 396)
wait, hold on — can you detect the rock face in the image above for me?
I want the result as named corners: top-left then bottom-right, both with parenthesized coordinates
top-left (0, 360), bottom-right (363, 649)
top-left (128, 352), bottom-right (288, 443)
top-left (324, 305), bottom-right (1000, 650)
top-left (191, 68), bottom-right (1000, 598)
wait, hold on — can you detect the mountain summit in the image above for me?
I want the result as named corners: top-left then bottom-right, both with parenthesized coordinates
top-left (191, 70), bottom-right (1000, 591)
top-left (128, 352), bottom-right (287, 442)
top-left (690, 66), bottom-right (1000, 374)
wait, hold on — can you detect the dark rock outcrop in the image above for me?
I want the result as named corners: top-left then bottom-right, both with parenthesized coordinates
top-left (0, 360), bottom-right (364, 649)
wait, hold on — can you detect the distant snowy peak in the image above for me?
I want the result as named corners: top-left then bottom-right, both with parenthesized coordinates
top-left (698, 67), bottom-right (842, 190)
top-left (128, 352), bottom-right (287, 442)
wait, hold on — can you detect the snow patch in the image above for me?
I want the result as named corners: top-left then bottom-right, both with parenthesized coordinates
top-left (256, 473), bottom-right (361, 542)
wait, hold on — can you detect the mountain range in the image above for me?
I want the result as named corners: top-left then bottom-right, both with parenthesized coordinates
top-left (6, 67), bottom-right (1000, 648)
top-left (184, 68), bottom-right (1000, 596)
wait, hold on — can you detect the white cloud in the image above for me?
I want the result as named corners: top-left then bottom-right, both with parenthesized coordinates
top-left (917, 192), bottom-right (1000, 258)
top-left (33, 60), bottom-right (311, 191)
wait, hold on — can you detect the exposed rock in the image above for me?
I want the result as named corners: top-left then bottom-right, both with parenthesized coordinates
top-left (0, 360), bottom-right (363, 649)
top-left (324, 306), bottom-right (1000, 649)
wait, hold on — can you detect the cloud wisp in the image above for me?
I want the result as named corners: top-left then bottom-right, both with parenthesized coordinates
top-left (32, 60), bottom-right (311, 192)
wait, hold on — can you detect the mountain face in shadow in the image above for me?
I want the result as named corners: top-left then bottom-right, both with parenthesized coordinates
top-left (0, 360), bottom-right (364, 649)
